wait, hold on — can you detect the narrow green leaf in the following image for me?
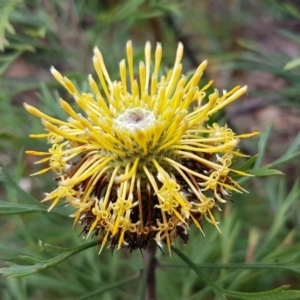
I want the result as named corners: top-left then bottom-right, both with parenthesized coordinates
top-left (0, 240), bottom-right (98, 277)
top-left (108, 0), bottom-right (144, 23)
top-left (0, 0), bottom-right (22, 50)
top-left (159, 262), bottom-right (300, 273)
top-left (172, 247), bottom-right (227, 299)
top-left (277, 29), bottom-right (300, 45)
top-left (238, 155), bottom-right (258, 173)
top-left (284, 132), bottom-right (300, 155)
top-left (255, 126), bottom-right (273, 168)
top-left (0, 200), bottom-right (47, 215)
top-left (270, 133), bottom-right (300, 167)
top-left (236, 39), bottom-right (261, 52)
top-left (0, 166), bottom-right (66, 216)
top-left (173, 248), bottom-right (300, 300)
top-left (283, 57), bottom-right (300, 71)
top-left (282, 3), bottom-right (300, 19)
top-left (0, 51), bottom-right (21, 75)
top-left (224, 285), bottom-right (300, 300)
top-left (250, 167), bottom-right (284, 177)
top-left (0, 166), bottom-right (41, 205)
top-left (273, 151), bottom-right (300, 166)
top-left (257, 179), bottom-right (300, 258)
top-left (38, 240), bottom-right (85, 254)
top-left (39, 82), bottom-right (67, 119)
top-left (72, 273), bottom-right (140, 300)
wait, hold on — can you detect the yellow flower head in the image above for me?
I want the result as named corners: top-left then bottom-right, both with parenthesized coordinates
top-left (25, 41), bottom-right (258, 255)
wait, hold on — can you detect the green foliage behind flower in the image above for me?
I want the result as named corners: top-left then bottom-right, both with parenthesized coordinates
top-left (1, 0), bottom-right (300, 299)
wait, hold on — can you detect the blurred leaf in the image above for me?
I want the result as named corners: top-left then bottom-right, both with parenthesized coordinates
top-left (255, 179), bottom-right (300, 260)
top-left (39, 82), bottom-right (69, 120)
top-left (0, 241), bottom-right (37, 260)
top-left (282, 3), bottom-right (300, 19)
top-left (0, 200), bottom-right (47, 215)
top-left (173, 247), bottom-right (300, 299)
top-left (238, 155), bottom-right (258, 172)
top-left (0, 52), bottom-right (21, 75)
top-left (0, 0), bottom-right (22, 50)
top-left (224, 286), bottom-right (300, 300)
top-left (270, 132), bottom-right (300, 167)
top-left (283, 57), bottom-right (300, 71)
top-left (0, 166), bottom-right (67, 216)
top-left (250, 167), bottom-right (283, 177)
top-left (72, 273), bottom-right (140, 300)
top-left (173, 246), bottom-right (227, 299)
top-left (109, 0), bottom-right (145, 23)
top-left (38, 240), bottom-right (91, 254)
top-left (0, 165), bottom-right (43, 205)
top-left (268, 179), bottom-right (300, 239)
top-left (24, 26), bottom-right (47, 38)
top-left (254, 126), bottom-right (273, 168)
top-left (0, 240), bottom-right (98, 277)
top-left (277, 29), bottom-right (300, 46)
top-left (236, 39), bottom-right (261, 52)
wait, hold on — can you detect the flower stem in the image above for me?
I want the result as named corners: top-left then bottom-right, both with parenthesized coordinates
top-left (140, 241), bottom-right (157, 300)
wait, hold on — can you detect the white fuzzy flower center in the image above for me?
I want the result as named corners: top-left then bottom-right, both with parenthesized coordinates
top-left (114, 108), bottom-right (156, 133)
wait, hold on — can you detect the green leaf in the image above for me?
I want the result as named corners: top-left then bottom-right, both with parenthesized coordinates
top-left (39, 240), bottom-right (86, 254)
top-left (0, 0), bottom-right (22, 50)
top-left (249, 167), bottom-right (284, 177)
top-left (0, 166), bottom-right (69, 216)
top-left (236, 38), bottom-right (261, 52)
top-left (0, 51), bottom-right (21, 75)
top-left (255, 126), bottom-right (273, 168)
top-left (256, 179), bottom-right (300, 259)
top-left (0, 165), bottom-right (68, 216)
top-left (277, 29), bottom-right (300, 46)
top-left (283, 57), bottom-right (300, 71)
top-left (238, 155), bottom-right (258, 173)
top-left (173, 247), bottom-right (300, 300)
top-left (224, 286), bottom-right (300, 300)
top-left (0, 165), bottom-right (41, 205)
top-left (270, 132), bottom-right (300, 167)
top-left (72, 273), bottom-right (140, 300)
top-left (282, 3), bottom-right (300, 19)
top-left (249, 128), bottom-right (300, 177)
top-left (0, 240), bottom-right (98, 277)
top-left (0, 200), bottom-right (47, 215)
top-left (172, 247), bottom-right (227, 299)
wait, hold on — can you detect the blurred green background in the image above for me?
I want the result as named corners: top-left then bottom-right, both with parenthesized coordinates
top-left (1, 0), bottom-right (300, 299)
